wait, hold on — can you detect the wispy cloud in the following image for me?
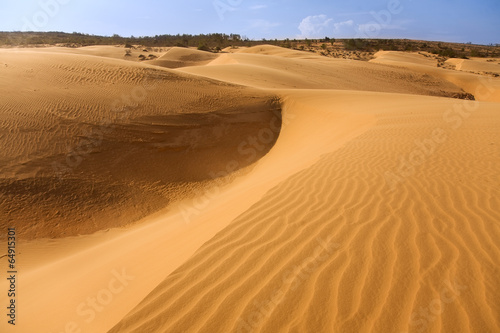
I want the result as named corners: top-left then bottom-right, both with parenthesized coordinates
top-left (298, 14), bottom-right (333, 38)
top-left (333, 19), bottom-right (354, 32)
top-left (250, 4), bottom-right (268, 10)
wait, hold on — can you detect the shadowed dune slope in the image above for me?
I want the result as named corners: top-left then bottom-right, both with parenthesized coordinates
top-left (1, 89), bottom-right (377, 333)
top-left (0, 49), bottom-right (281, 239)
top-left (110, 90), bottom-right (500, 333)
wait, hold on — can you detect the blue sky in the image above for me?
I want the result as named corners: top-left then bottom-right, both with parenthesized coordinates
top-left (0, 0), bottom-right (498, 44)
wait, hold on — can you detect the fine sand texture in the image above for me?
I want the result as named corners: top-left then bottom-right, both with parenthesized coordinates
top-left (0, 45), bottom-right (499, 333)
top-left (0, 48), bottom-right (280, 239)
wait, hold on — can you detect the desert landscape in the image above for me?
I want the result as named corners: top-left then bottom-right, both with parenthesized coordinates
top-left (0, 21), bottom-right (499, 333)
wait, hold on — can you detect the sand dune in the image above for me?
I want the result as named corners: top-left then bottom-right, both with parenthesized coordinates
top-left (446, 57), bottom-right (500, 75)
top-left (371, 51), bottom-right (500, 102)
top-left (1, 45), bottom-right (499, 333)
top-left (0, 48), bottom-right (280, 239)
top-left (182, 47), bottom-right (469, 98)
top-left (13, 45), bottom-right (167, 62)
top-left (146, 47), bottom-right (219, 68)
top-left (109, 91), bottom-right (500, 333)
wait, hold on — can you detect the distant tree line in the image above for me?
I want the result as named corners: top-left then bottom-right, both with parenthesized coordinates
top-left (0, 31), bottom-right (260, 49)
top-left (341, 38), bottom-right (498, 58)
top-left (0, 32), bottom-right (498, 58)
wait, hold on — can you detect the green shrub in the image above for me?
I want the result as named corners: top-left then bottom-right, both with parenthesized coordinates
top-left (197, 43), bottom-right (211, 52)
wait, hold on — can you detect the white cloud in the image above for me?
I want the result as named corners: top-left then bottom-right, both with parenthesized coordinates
top-left (333, 20), bottom-right (354, 32)
top-left (324, 19), bottom-right (356, 38)
top-left (298, 14), bottom-right (333, 38)
top-left (250, 5), bottom-right (268, 10)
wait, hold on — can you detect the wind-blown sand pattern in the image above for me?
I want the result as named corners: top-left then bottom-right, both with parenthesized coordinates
top-left (0, 49), bottom-right (281, 238)
top-left (0, 45), bottom-right (499, 333)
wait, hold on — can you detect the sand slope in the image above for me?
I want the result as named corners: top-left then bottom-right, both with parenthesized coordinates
top-left (146, 47), bottom-right (219, 68)
top-left (1, 45), bottom-right (499, 333)
top-left (371, 51), bottom-right (500, 102)
top-left (0, 48), bottom-right (280, 239)
top-left (181, 47), bottom-right (468, 98)
top-left (109, 91), bottom-right (500, 333)
top-left (446, 57), bottom-right (500, 75)
top-left (10, 45), bottom-right (167, 62)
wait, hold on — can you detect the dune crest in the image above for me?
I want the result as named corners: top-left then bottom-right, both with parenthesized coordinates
top-left (109, 91), bottom-right (500, 333)
top-left (146, 47), bottom-right (219, 68)
top-left (371, 51), bottom-right (500, 102)
top-left (0, 49), bottom-right (281, 239)
top-left (0, 44), bottom-right (499, 333)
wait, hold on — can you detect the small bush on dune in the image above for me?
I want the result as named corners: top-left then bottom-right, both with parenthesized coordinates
top-left (197, 43), bottom-right (211, 52)
top-left (431, 47), bottom-right (457, 58)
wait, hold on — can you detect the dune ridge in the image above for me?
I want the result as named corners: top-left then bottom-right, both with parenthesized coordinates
top-left (146, 47), bottom-right (219, 68)
top-left (0, 44), bottom-right (499, 333)
top-left (371, 51), bottom-right (500, 102)
top-left (0, 48), bottom-right (281, 239)
top-left (109, 92), bottom-right (500, 333)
